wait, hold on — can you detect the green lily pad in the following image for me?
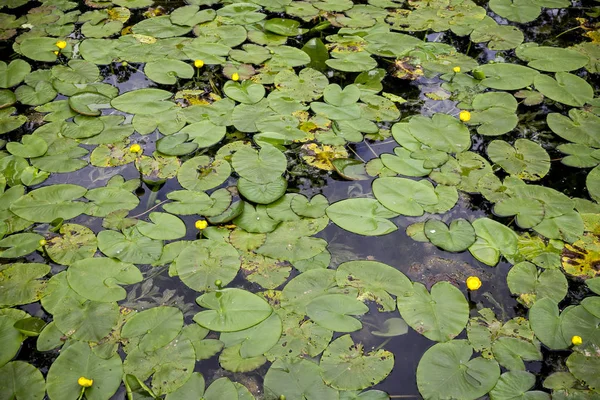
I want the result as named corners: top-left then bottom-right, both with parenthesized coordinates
top-left (97, 227), bottom-right (163, 264)
top-left (10, 184), bottom-right (87, 223)
top-left (519, 46), bottom-right (589, 72)
top-left (373, 177), bottom-right (438, 216)
top-left (547, 109), bottom-right (600, 148)
top-left (46, 223), bottom-right (97, 265)
top-left (417, 340), bottom-right (500, 400)
top-left (264, 358), bottom-right (338, 400)
top-left (487, 139), bottom-right (550, 181)
top-left (54, 299), bottom-right (119, 342)
top-left (0, 361), bottom-right (45, 400)
top-left (0, 232), bottom-right (44, 258)
top-left (174, 239), bottom-right (241, 292)
top-left (424, 218), bottom-right (476, 252)
top-left (121, 306), bottom-right (183, 353)
top-left (490, 371), bottom-right (549, 400)
top-left (321, 334), bottom-right (394, 391)
top-left (194, 288), bottom-right (272, 332)
top-left (0, 60), bottom-right (30, 88)
top-left (137, 212), bottom-right (186, 241)
top-left (111, 88), bottom-right (175, 115)
top-left (335, 260), bottom-right (412, 312)
top-left (0, 262), bottom-right (49, 306)
top-left (220, 313), bottom-right (282, 358)
top-left (232, 144), bottom-right (287, 184)
top-left (507, 261), bottom-right (567, 307)
top-left (326, 198), bottom-right (398, 236)
top-left (534, 72), bottom-right (593, 107)
top-left (177, 156), bottom-right (232, 191)
top-left (46, 341), bottom-right (123, 400)
top-left (528, 298), bottom-right (568, 350)
top-left (223, 80), bottom-right (265, 104)
top-left (66, 257), bottom-right (142, 302)
top-left (144, 59), bottom-right (194, 85)
top-left (398, 281), bottom-right (469, 342)
top-left (478, 63), bottom-right (539, 90)
top-left (469, 217), bottom-right (518, 266)
top-left (306, 294), bottom-right (368, 332)
top-left (566, 352), bottom-right (600, 392)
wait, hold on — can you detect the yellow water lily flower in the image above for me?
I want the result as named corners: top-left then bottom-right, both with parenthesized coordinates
top-left (466, 276), bottom-right (482, 291)
top-left (39, 239), bottom-right (47, 247)
top-left (78, 377), bottom-right (93, 387)
top-left (55, 40), bottom-right (67, 49)
top-left (459, 110), bottom-right (471, 122)
top-left (195, 220), bottom-right (208, 230)
top-left (571, 335), bottom-right (583, 346)
top-left (53, 50), bottom-right (59, 56)
top-left (453, 66), bottom-right (461, 73)
top-left (121, 61), bottom-right (128, 67)
top-left (129, 144), bottom-right (142, 153)
top-left (231, 72), bottom-right (240, 81)
top-left (194, 59), bottom-right (204, 68)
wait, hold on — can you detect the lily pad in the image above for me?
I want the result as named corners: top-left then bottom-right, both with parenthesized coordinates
top-left (121, 306), bottom-right (183, 353)
top-left (424, 218), bottom-right (476, 252)
top-left (306, 294), bottom-right (368, 332)
top-left (326, 198), bottom-right (398, 236)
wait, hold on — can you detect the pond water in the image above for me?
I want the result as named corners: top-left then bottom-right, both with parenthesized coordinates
top-left (1, 0), bottom-right (600, 399)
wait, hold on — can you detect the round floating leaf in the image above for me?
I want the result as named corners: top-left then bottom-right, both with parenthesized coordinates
top-left (68, 92), bottom-right (111, 116)
top-left (194, 288), bottom-right (272, 332)
top-left (326, 198), bottom-right (398, 236)
top-left (547, 109), bottom-right (600, 148)
top-left (137, 212), bottom-right (186, 240)
top-left (46, 223), bottom-right (97, 265)
top-left (0, 107), bottom-right (27, 134)
top-left (528, 298), bottom-right (568, 350)
top-left (9, 184), bottom-right (87, 223)
top-left (220, 313), bottom-right (282, 358)
top-left (534, 72), bottom-right (593, 107)
top-left (144, 59), bottom-right (194, 85)
top-left (493, 198), bottom-right (545, 229)
top-left (97, 227), bottom-right (163, 264)
top-left (489, 0), bottom-right (540, 23)
top-left (19, 37), bottom-right (59, 62)
top-left (237, 176), bottom-right (287, 204)
top-left (507, 261), bottom-right (567, 307)
top-left (291, 194), bottom-right (328, 218)
top-left (335, 260), bottom-right (412, 312)
top-left (417, 340), bottom-right (500, 400)
top-left (67, 257), bottom-right (142, 302)
top-left (424, 218), bottom-right (476, 252)
top-left (165, 372), bottom-right (205, 400)
top-left (478, 64), bottom-right (539, 90)
top-left (274, 68), bottom-right (328, 102)
top-left (46, 342), bottom-right (123, 400)
top-left (560, 304), bottom-right (600, 348)
top-left (219, 343), bottom-right (267, 373)
top-left (15, 81), bottom-right (57, 106)
top-left (0, 60), bottom-right (30, 88)
top-left (469, 218), bottom-right (518, 266)
top-left (0, 232), bottom-right (44, 258)
top-left (487, 139), bottom-right (550, 180)
top-left (6, 135), bottom-right (48, 158)
top-left (489, 371), bottom-right (549, 400)
top-left (132, 15), bottom-right (192, 37)
top-left (373, 177), bottom-right (438, 216)
top-left (401, 113), bottom-right (471, 153)
top-left (223, 80), bottom-right (265, 104)
top-left (232, 145), bottom-right (287, 184)
top-left (586, 165), bottom-right (600, 203)
top-left (370, 317), bottom-right (409, 337)
top-left (175, 239), bottom-right (241, 292)
top-left (0, 263), bottom-right (49, 306)
top-left (519, 46), bottom-right (589, 72)
top-left (306, 294), bottom-right (368, 332)
top-left (54, 300), bottom-right (119, 342)
top-left (320, 334), bottom-right (394, 391)
top-left (566, 352), bottom-right (600, 391)
top-left (123, 337), bottom-right (195, 396)
top-left (52, 60), bottom-right (100, 84)
top-left (326, 51), bottom-right (377, 72)
top-left (0, 361), bottom-right (45, 400)
top-left (121, 306), bottom-right (183, 353)
top-left (111, 88), bottom-right (175, 115)
top-left (264, 358), bottom-right (339, 400)
top-left (177, 156), bottom-right (232, 191)
top-left (398, 281), bottom-right (469, 342)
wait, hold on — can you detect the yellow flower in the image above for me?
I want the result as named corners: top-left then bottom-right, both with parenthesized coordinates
top-left (55, 40), bottom-right (67, 49)
top-left (39, 239), bottom-right (47, 247)
top-left (78, 377), bottom-right (93, 387)
top-left (129, 144), bottom-right (142, 153)
top-left (231, 72), bottom-right (240, 81)
top-left (121, 61), bottom-right (128, 67)
top-left (571, 335), bottom-right (583, 346)
top-left (466, 276), bottom-right (482, 291)
top-left (195, 220), bottom-right (208, 230)
top-left (453, 66), bottom-right (461, 73)
top-left (194, 59), bottom-right (204, 68)
top-left (53, 50), bottom-right (59, 56)
top-left (459, 110), bottom-right (471, 122)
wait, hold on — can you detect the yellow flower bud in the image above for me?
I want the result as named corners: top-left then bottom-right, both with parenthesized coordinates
top-left (121, 61), bottom-right (128, 67)
top-left (53, 51), bottom-right (59, 56)
top-left (129, 144), bottom-right (142, 153)
top-left (195, 220), bottom-right (208, 230)
top-left (459, 110), bottom-right (471, 122)
top-left (231, 72), bottom-right (240, 81)
top-left (453, 66), bottom-right (461, 73)
top-left (39, 239), bottom-right (47, 247)
top-left (466, 276), bottom-right (482, 291)
top-left (78, 377), bottom-right (94, 387)
top-left (194, 59), bottom-right (204, 68)
top-left (571, 335), bottom-right (583, 346)
top-left (55, 40), bottom-right (67, 49)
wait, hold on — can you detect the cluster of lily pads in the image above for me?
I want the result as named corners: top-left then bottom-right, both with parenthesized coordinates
top-left (1, 0), bottom-right (600, 398)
